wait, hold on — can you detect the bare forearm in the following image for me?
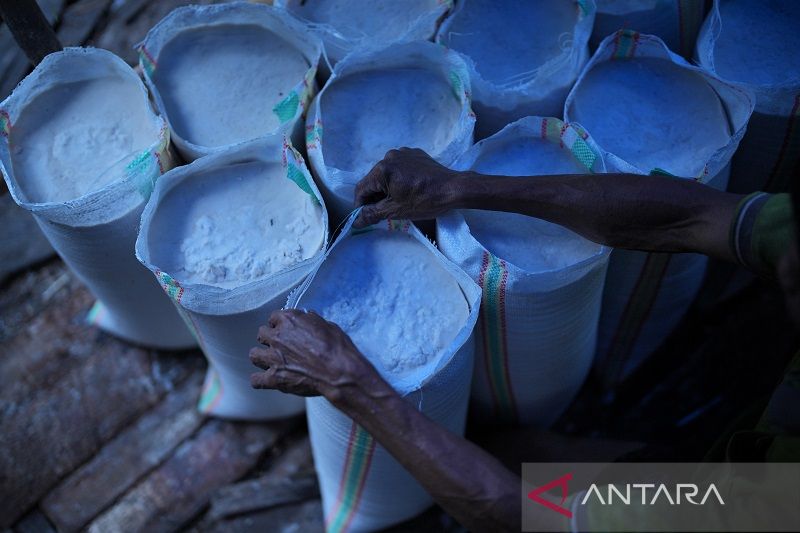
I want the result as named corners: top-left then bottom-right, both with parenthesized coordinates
top-left (334, 380), bottom-right (562, 533)
top-left (448, 172), bottom-right (743, 261)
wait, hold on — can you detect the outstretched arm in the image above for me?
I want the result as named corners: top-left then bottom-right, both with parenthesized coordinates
top-left (250, 309), bottom-right (566, 533)
top-left (354, 148), bottom-right (744, 261)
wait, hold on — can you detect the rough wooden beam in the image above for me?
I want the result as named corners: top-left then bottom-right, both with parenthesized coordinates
top-left (41, 372), bottom-right (206, 532)
top-left (209, 499), bottom-right (324, 533)
top-left (0, 339), bottom-right (199, 527)
top-left (87, 419), bottom-right (296, 533)
top-left (209, 437), bottom-right (318, 520)
top-left (12, 510), bottom-right (55, 533)
top-left (0, 0), bottom-right (61, 65)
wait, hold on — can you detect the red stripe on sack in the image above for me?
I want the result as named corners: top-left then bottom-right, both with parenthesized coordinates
top-left (765, 94), bottom-right (800, 191)
top-left (140, 46), bottom-right (158, 69)
top-left (477, 251), bottom-right (501, 413)
top-left (339, 437), bottom-right (377, 533)
top-left (0, 109), bottom-right (11, 136)
top-left (155, 151), bottom-right (164, 175)
top-left (559, 122), bottom-right (568, 148)
top-left (541, 118), bottom-right (548, 140)
top-left (497, 260), bottom-right (518, 422)
top-left (327, 422), bottom-right (360, 529)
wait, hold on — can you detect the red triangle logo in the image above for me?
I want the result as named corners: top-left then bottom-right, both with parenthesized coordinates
top-left (527, 472), bottom-right (573, 518)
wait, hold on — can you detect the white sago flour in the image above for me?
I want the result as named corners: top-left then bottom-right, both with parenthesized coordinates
top-left (10, 77), bottom-right (158, 203)
top-left (300, 230), bottom-right (468, 380)
top-left (442, 0), bottom-right (577, 86)
top-left (463, 138), bottom-right (601, 272)
top-left (150, 160), bottom-right (324, 288)
top-left (320, 68), bottom-right (461, 176)
top-left (712, 0), bottom-right (800, 87)
top-left (153, 24), bottom-right (309, 149)
top-left (285, 0), bottom-right (441, 44)
top-left (569, 57), bottom-right (731, 177)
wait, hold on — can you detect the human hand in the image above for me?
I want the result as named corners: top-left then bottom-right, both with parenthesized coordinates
top-left (250, 309), bottom-right (384, 407)
top-left (353, 148), bottom-right (464, 228)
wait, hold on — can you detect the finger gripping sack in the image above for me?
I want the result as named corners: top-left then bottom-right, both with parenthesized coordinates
top-left (305, 40), bottom-right (475, 226)
top-left (287, 213), bottom-right (481, 532)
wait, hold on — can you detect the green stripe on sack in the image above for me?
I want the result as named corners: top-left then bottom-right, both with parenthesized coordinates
top-left (156, 270), bottom-right (184, 302)
top-left (479, 252), bottom-right (517, 423)
top-left (570, 137), bottom-right (597, 170)
top-left (0, 110), bottom-right (11, 137)
top-left (328, 425), bottom-right (375, 533)
top-left (286, 162), bottom-right (319, 205)
top-left (273, 91), bottom-right (300, 124)
top-left (613, 30), bottom-right (639, 60)
top-left (198, 369), bottom-right (223, 413)
top-left (138, 46), bottom-right (157, 77)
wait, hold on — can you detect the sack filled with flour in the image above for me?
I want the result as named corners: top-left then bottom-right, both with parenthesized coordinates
top-left (275, 0), bottom-right (450, 78)
top-left (138, 2), bottom-right (322, 161)
top-left (591, 0), bottom-right (708, 59)
top-left (564, 30), bottom-right (754, 390)
top-left (437, 0), bottom-right (595, 138)
top-left (437, 117), bottom-right (610, 426)
top-left (305, 40), bottom-right (474, 225)
top-left (136, 137), bottom-right (328, 420)
top-left (697, 0), bottom-right (800, 193)
top-left (287, 214), bottom-right (481, 532)
top-left (0, 47), bottom-right (194, 349)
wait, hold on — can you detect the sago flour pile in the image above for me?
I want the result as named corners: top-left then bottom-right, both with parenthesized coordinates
top-left (153, 24), bottom-right (309, 149)
top-left (463, 138), bottom-right (601, 272)
top-left (10, 77), bottom-right (158, 203)
top-left (283, 0), bottom-right (442, 46)
top-left (320, 68), bottom-right (461, 176)
top-left (568, 57), bottom-right (731, 177)
top-left (300, 230), bottom-right (469, 381)
top-left (712, 0), bottom-right (800, 87)
top-left (149, 160), bottom-right (324, 288)
top-left (440, 0), bottom-right (577, 87)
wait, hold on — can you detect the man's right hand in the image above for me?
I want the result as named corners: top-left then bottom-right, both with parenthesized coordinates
top-left (353, 148), bottom-right (464, 228)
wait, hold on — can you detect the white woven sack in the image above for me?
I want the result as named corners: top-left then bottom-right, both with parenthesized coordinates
top-left (275, 0), bottom-right (451, 79)
top-left (437, 0), bottom-right (595, 139)
top-left (305, 40), bottom-right (475, 226)
top-left (287, 212), bottom-right (481, 533)
top-left (697, 0), bottom-right (800, 193)
top-left (137, 2), bottom-right (322, 162)
top-left (565, 30), bottom-right (754, 389)
top-left (591, 0), bottom-right (708, 59)
top-left (136, 136), bottom-right (328, 420)
top-left (436, 116), bottom-right (610, 427)
top-left (0, 47), bottom-right (194, 350)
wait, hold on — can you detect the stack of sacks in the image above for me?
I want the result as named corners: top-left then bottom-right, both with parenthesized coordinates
top-left (697, 0), bottom-right (800, 193)
top-left (305, 40), bottom-right (474, 225)
top-left (138, 2), bottom-right (322, 161)
top-left (591, 0), bottom-right (708, 59)
top-left (136, 137), bottom-right (328, 420)
top-left (275, 0), bottom-right (450, 78)
top-left (0, 48), bottom-right (194, 349)
top-left (437, 0), bottom-right (595, 138)
top-left (288, 213), bottom-right (481, 532)
top-left (564, 30), bottom-right (753, 390)
top-left (437, 116), bottom-right (611, 426)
